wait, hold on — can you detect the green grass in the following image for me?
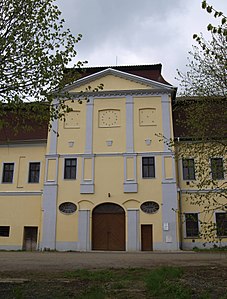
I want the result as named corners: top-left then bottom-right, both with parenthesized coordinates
top-left (77, 286), bottom-right (106, 299)
top-left (1, 266), bottom-right (226, 299)
top-left (145, 266), bottom-right (192, 299)
top-left (64, 268), bottom-right (115, 281)
top-left (193, 245), bottom-right (227, 251)
top-left (13, 286), bottom-right (24, 299)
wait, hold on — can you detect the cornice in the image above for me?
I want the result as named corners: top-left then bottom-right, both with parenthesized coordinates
top-left (0, 140), bottom-right (47, 147)
top-left (0, 191), bottom-right (43, 196)
top-left (62, 88), bottom-right (173, 99)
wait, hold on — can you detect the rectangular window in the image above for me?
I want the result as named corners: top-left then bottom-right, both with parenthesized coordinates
top-left (0, 226), bottom-right (10, 237)
top-left (64, 158), bottom-right (77, 179)
top-left (182, 159), bottom-right (195, 180)
top-left (216, 213), bottom-right (227, 237)
top-left (28, 162), bottom-right (40, 183)
top-left (211, 158), bottom-right (224, 180)
top-left (2, 163), bottom-right (14, 183)
top-left (185, 213), bottom-right (199, 237)
top-left (142, 157), bottom-right (155, 178)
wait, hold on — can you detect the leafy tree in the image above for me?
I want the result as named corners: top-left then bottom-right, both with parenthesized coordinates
top-left (175, 1), bottom-right (227, 244)
top-left (177, 2), bottom-right (226, 99)
top-left (0, 0), bottom-right (86, 128)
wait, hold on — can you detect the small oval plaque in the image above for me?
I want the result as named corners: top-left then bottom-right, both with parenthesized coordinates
top-left (140, 201), bottom-right (159, 214)
top-left (59, 202), bottom-right (77, 214)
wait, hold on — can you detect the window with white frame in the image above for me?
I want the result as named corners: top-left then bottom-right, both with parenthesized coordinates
top-left (211, 158), bottom-right (224, 180)
top-left (142, 157), bottom-right (155, 178)
top-left (216, 213), bottom-right (227, 237)
top-left (182, 159), bottom-right (195, 180)
top-left (2, 163), bottom-right (14, 183)
top-left (185, 213), bottom-right (199, 237)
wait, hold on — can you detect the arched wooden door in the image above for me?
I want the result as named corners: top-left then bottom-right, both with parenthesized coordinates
top-left (92, 203), bottom-right (125, 251)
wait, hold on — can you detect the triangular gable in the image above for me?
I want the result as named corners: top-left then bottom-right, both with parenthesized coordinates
top-left (63, 68), bottom-right (174, 93)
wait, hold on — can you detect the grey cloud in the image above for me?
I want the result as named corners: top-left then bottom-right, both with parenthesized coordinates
top-left (56, 0), bottom-right (227, 85)
top-left (57, 0), bottom-right (184, 53)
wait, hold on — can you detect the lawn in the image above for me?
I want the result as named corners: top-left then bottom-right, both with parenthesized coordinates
top-left (0, 266), bottom-right (226, 299)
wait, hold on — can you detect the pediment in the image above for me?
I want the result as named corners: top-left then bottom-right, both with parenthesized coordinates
top-left (63, 68), bottom-right (173, 93)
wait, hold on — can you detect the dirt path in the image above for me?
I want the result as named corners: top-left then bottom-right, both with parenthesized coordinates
top-left (0, 251), bottom-right (226, 272)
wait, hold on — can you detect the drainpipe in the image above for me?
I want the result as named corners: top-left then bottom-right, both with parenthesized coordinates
top-left (178, 188), bottom-right (183, 250)
top-left (175, 139), bottom-right (183, 250)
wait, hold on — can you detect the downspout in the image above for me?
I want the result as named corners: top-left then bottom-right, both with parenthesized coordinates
top-left (175, 138), bottom-right (183, 250)
top-left (178, 188), bottom-right (183, 250)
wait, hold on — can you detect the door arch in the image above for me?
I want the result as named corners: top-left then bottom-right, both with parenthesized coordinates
top-left (92, 203), bottom-right (125, 251)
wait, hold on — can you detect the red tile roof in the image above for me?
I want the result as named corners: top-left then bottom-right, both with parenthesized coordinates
top-left (172, 97), bottom-right (227, 140)
top-left (0, 112), bottom-right (48, 144)
top-left (75, 64), bottom-right (172, 85)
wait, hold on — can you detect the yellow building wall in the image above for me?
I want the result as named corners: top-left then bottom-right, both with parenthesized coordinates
top-left (70, 74), bottom-right (153, 92)
top-left (57, 100), bottom-right (87, 154)
top-left (56, 212), bottom-right (78, 242)
top-left (126, 157), bottom-right (134, 180)
top-left (83, 158), bottom-right (93, 180)
top-left (54, 75), bottom-right (170, 245)
top-left (45, 73), bottom-right (179, 250)
top-left (0, 144), bottom-right (46, 247)
top-left (0, 196), bottom-right (41, 247)
top-left (177, 142), bottom-right (227, 246)
top-left (56, 156), bottom-right (81, 242)
top-left (93, 98), bottom-right (126, 153)
top-left (164, 156), bottom-right (174, 179)
top-left (134, 97), bottom-right (164, 152)
top-left (0, 144), bottom-right (46, 191)
top-left (55, 154), bottom-right (164, 243)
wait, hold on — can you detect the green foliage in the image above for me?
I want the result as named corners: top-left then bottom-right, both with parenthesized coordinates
top-left (176, 35), bottom-right (227, 97)
top-left (0, 0), bottom-right (87, 124)
top-left (200, 1), bottom-right (227, 38)
top-left (177, 2), bottom-right (227, 97)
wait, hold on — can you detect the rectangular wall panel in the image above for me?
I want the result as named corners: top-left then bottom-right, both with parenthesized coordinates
top-left (83, 158), bottom-right (92, 180)
top-left (47, 159), bottom-right (56, 182)
top-left (164, 156), bottom-right (173, 179)
top-left (126, 157), bottom-right (134, 180)
top-left (17, 156), bottom-right (26, 188)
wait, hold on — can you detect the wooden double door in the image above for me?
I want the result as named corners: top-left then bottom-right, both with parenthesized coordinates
top-left (92, 203), bottom-right (125, 251)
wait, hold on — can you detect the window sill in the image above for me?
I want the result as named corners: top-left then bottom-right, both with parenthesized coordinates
top-left (182, 180), bottom-right (195, 182)
top-left (63, 179), bottom-right (77, 181)
top-left (212, 179), bottom-right (225, 181)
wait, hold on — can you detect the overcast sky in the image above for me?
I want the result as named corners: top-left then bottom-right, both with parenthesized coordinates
top-left (56, 0), bottom-right (227, 87)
